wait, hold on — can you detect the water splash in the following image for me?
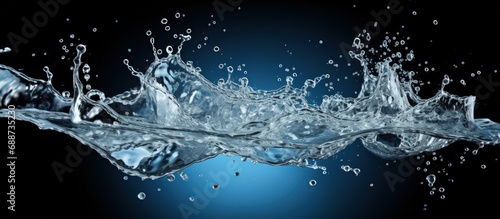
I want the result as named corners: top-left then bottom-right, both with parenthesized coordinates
top-left (0, 32), bottom-right (499, 180)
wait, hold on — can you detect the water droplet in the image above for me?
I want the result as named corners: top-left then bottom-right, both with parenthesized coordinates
top-left (426, 174), bottom-right (436, 187)
top-left (370, 183), bottom-right (374, 187)
top-left (166, 174), bottom-right (175, 182)
top-left (309, 180), bottom-right (317, 186)
top-left (137, 192), bottom-right (146, 200)
top-left (180, 172), bottom-right (189, 181)
top-left (353, 168), bottom-right (361, 176)
top-left (62, 91), bottom-right (71, 98)
top-left (460, 79), bottom-right (466, 86)
top-left (240, 77), bottom-right (248, 87)
top-left (84, 74), bottom-right (90, 81)
top-left (166, 45), bottom-right (174, 54)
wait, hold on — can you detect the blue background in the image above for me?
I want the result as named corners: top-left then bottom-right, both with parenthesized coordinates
top-left (2, 0), bottom-right (499, 218)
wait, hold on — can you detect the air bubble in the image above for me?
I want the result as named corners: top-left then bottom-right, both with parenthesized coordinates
top-left (213, 46), bottom-right (220, 52)
top-left (161, 18), bottom-right (168, 24)
top-left (309, 180), bottom-right (317, 186)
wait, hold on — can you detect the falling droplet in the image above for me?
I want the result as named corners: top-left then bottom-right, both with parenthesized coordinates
top-left (426, 174), bottom-right (436, 187)
top-left (84, 74), bottom-right (90, 81)
top-left (62, 91), bottom-right (71, 98)
top-left (353, 168), bottom-right (361, 176)
top-left (180, 172), bottom-right (189, 181)
top-left (166, 174), bottom-right (175, 182)
top-left (137, 192), bottom-right (146, 200)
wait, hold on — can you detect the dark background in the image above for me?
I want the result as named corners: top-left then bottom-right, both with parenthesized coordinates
top-left (2, 0), bottom-right (499, 218)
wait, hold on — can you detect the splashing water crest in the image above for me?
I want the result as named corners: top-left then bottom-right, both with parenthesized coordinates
top-left (0, 29), bottom-right (499, 180)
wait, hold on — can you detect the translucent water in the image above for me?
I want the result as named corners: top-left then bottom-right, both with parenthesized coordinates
top-left (0, 33), bottom-right (499, 180)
